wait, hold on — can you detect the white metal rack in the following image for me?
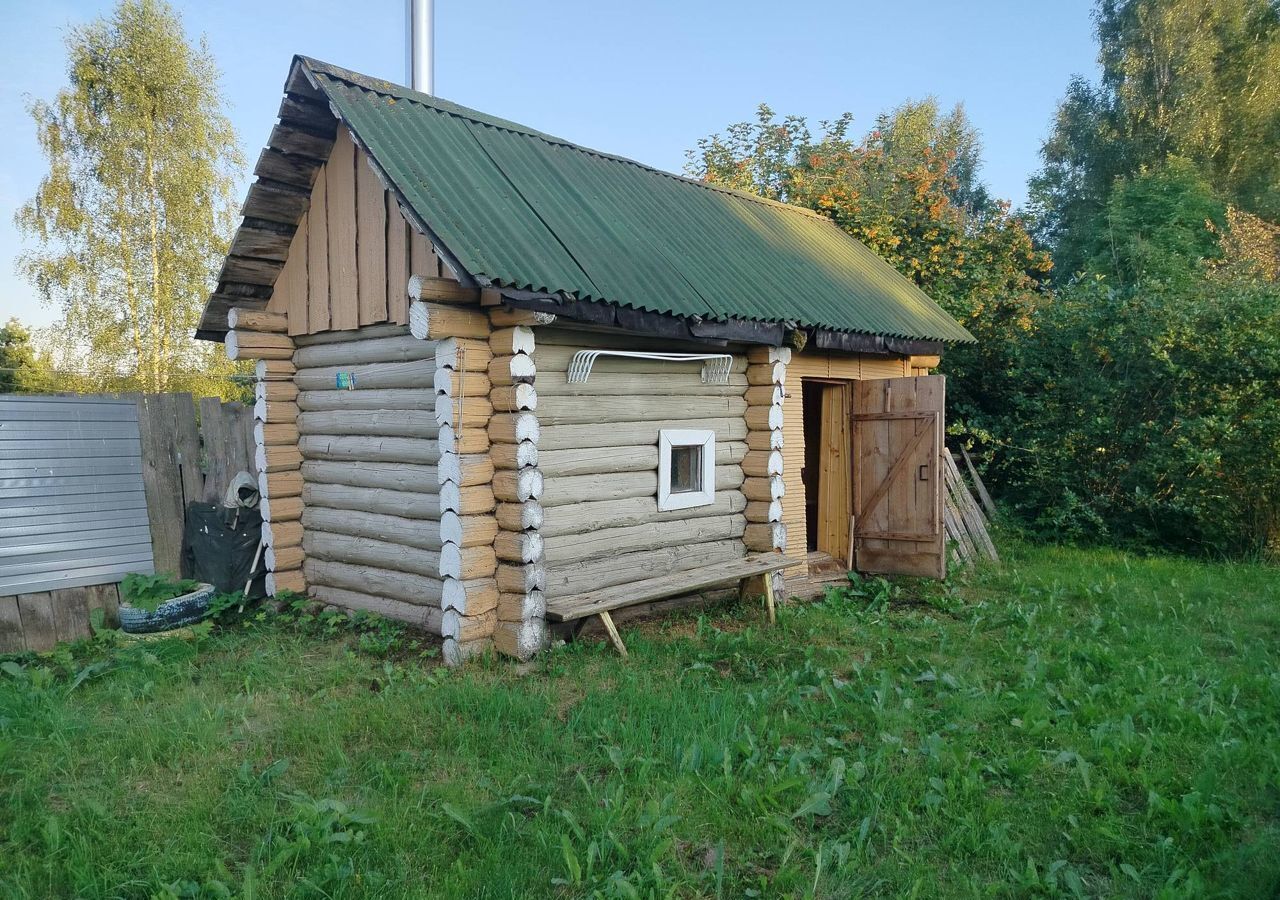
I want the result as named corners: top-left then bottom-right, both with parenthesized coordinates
top-left (566, 350), bottom-right (734, 384)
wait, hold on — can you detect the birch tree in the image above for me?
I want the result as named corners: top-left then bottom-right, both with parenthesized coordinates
top-left (15, 0), bottom-right (245, 397)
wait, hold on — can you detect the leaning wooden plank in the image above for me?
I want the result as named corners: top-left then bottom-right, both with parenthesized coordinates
top-left (545, 552), bottom-right (793, 622)
top-left (945, 452), bottom-right (998, 561)
top-left (942, 497), bottom-right (975, 566)
top-left (960, 446), bottom-right (997, 518)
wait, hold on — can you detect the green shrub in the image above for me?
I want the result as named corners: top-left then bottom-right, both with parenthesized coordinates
top-left (990, 271), bottom-right (1280, 555)
top-left (120, 573), bottom-right (201, 613)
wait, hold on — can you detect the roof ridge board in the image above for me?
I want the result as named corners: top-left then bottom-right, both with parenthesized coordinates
top-left (297, 56), bottom-right (833, 224)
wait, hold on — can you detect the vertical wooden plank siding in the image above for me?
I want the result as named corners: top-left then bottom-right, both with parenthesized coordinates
top-left (284, 213), bottom-right (310, 335)
top-left (259, 137), bottom-right (442, 338)
top-left (386, 197), bottom-right (410, 325)
top-left (410, 227), bottom-right (437, 279)
top-left (307, 167), bottom-right (331, 332)
top-left (356, 157), bottom-right (388, 325)
top-left (326, 129), bottom-right (359, 331)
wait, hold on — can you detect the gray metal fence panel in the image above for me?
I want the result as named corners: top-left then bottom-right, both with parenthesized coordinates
top-left (0, 396), bottom-right (155, 595)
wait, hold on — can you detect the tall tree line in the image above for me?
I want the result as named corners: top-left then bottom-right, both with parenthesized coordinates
top-left (690, 0), bottom-right (1280, 555)
top-left (1031, 0), bottom-right (1280, 279)
top-left (15, 0), bottom-right (246, 398)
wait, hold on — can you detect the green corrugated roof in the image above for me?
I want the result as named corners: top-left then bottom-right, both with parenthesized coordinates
top-left (301, 57), bottom-right (974, 344)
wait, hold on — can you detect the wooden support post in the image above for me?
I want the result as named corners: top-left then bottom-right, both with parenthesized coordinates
top-left (763, 568), bottom-right (776, 625)
top-left (598, 610), bottom-right (628, 658)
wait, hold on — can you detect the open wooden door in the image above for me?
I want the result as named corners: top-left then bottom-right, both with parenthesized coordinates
top-left (852, 376), bottom-right (946, 579)
top-left (815, 383), bottom-right (852, 560)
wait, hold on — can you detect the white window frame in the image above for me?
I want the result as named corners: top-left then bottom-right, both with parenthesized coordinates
top-left (658, 428), bottom-right (716, 511)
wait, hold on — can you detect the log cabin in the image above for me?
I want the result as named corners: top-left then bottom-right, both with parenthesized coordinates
top-left (197, 56), bottom-right (975, 664)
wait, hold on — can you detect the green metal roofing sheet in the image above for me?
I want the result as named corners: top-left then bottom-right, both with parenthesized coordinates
top-left (301, 57), bottom-right (974, 344)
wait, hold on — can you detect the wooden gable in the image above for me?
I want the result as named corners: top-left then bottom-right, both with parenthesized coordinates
top-left (266, 129), bottom-right (451, 337)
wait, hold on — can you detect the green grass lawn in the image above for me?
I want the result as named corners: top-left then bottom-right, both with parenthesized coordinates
top-left (1, 542), bottom-right (1278, 899)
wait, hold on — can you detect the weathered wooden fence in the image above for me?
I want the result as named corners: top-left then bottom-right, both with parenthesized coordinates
top-left (1, 392), bottom-right (256, 654)
top-left (134, 393), bottom-right (257, 577)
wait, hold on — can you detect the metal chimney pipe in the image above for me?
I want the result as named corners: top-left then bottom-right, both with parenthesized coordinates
top-left (406, 0), bottom-right (434, 94)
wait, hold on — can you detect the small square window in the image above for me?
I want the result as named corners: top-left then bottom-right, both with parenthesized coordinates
top-left (658, 429), bottom-right (715, 511)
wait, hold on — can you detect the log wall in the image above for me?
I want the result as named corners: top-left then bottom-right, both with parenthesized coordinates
top-left (408, 299), bottom-right (500, 664)
top-left (292, 326), bottom-right (447, 633)
top-left (743, 346), bottom-right (790, 594)
top-left (225, 308), bottom-right (306, 595)
top-left (534, 328), bottom-right (750, 601)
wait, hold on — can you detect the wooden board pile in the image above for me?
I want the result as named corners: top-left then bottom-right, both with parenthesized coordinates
top-left (942, 448), bottom-right (998, 567)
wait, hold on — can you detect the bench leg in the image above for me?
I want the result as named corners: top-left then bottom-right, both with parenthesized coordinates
top-left (598, 611), bottom-right (628, 658)
top-left (763, 572), bottom-right (777, 625)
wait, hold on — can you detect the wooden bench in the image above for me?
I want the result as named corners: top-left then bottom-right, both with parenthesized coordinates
top-left (544, 552), bottom-right (796, 657)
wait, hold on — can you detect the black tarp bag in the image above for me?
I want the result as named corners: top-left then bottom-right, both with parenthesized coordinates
top-left (181, 502), bottom-right (267, 599)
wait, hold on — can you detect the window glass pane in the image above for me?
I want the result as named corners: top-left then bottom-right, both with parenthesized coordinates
top-left (670, 444), bottom-right (702, 493)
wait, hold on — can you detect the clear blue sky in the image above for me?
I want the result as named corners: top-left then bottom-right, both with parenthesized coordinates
top-left (0, 0), bottom-right (1098, 328)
